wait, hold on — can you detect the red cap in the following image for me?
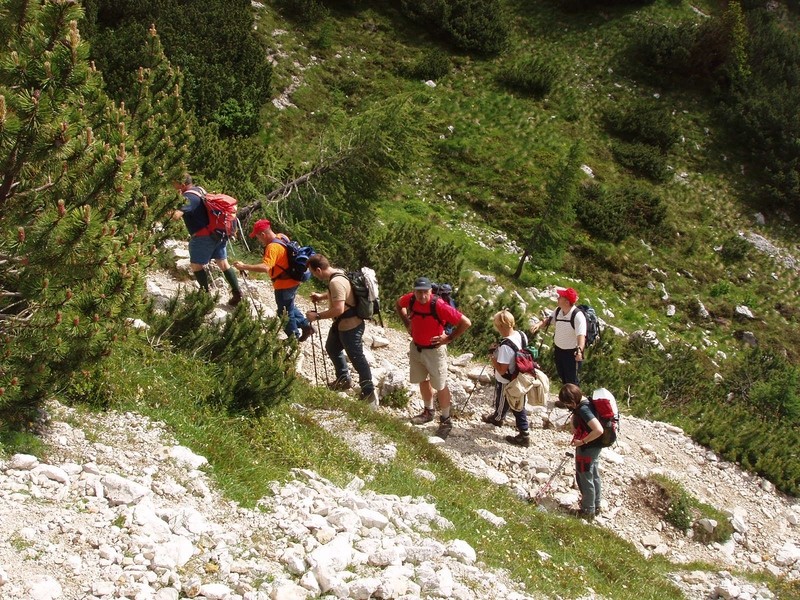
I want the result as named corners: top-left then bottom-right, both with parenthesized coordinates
top-left (249, 219), bottom-right (271, 238)
top-left (557, 287), bottom-right (578, 304)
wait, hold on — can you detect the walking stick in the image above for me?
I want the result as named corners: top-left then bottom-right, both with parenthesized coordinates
top-left (536, 315), bottom-right (551, 359)
top-left (309, 314), bottom-right (319, 387)
top-left (457, 363), bottom-right (489, 414)
top-left (530, 451), bottom-right (574, 504)
top-left (313, 301), bottom-right (330, 383)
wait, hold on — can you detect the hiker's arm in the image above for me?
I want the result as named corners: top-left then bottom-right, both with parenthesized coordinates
top-left (309, 291), bottom-right (329, 302)
top-left (395, 299), bottom-right (412, 332)
top-left (492, 355), bottom-right (510, 376)
top-left (232, 261), bottom-right (269, 273)
top-left (171, 209), bottom-right (184, 220)
top-left (308, 298), bottom-right (344, 322)
top-left (572, 417), bottom-right (603, 447)
top-left (432, 314), bottom-right (470, 346)
top-left (575, 334), bottom-right (586, 362)
top-left (531, 315), bottom-right (551, 333)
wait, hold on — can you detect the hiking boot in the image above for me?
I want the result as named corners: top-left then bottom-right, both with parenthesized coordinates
top-left (435, 416), bottom-right (453, 439)
top-left (410, 408), bottom-right (435, 425)
top-left (481, 413), bottom-right (504, 427)
top-left (228, 291), bottom-right (243, 307)
top-left (298, 324), bottom-right (315, 342)
top-left (362, 390), bottom-right (379, 410)
top-left (327, 378), bottom-right (352, 392)
top-left (566, 507), bottom-right (595, 520)
top-left (505, 432), bottom-right (530, 447)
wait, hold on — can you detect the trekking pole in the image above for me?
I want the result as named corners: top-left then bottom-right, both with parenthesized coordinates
top-left (313, 301), bottom-right (330, 383)
top-left (457, 363), bottom-right (489, 414)
top-left (309, 314), bottom-right (319, 387)
top-left (530, 451), bottom-right (574, 504)
top-left (536, 315), bottom-right (551, 359)
top-left (235, 217), bottom-right (250, 252)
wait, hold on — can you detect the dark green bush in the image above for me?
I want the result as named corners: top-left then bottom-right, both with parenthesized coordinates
top-left (145, 292), bottom-right (298, 416)
top-left (496, 56), bottom-right (559, 97)
top-left (576, 182), bottom-right (667, 241)
top-left (278, 0), bottom-right (330, 24)
top-left (213, 99), bottom-right (259, 137)
top-left (444, 0), bottom-right (509, 55)
top-left (400, 0), bottom-right (508, 55)
top-left (368, 224), bottom-right (465, 312)
top-left (409, 48), bottom-right (451, 81)
top-left (575, 182), bottom-right (630, 243)
top-left (604, 101), bottom-right (678, 152)
top-left (84, 0), bottom-right (273, 130)
top-left (719, 234), bottom-right (750, 264)
top-left (611, 141), bottom-right (670, 182)
top-left (629, 22), bottom-right (702, 80)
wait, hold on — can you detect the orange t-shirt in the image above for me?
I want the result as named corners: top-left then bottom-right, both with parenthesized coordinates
top-left (263, 235), bottom-right (297, 290)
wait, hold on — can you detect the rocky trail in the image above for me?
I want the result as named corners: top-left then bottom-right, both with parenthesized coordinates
top-left (0, 249), bottom-right (797, 600)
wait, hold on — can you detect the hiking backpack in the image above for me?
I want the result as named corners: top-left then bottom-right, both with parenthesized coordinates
top-left (408, 294), bottom-right (446, 327)
top-left (331, 267), bottom-right (381, 320)
top-left (555, 304), bottom-right (601, 347)
top-left (501, 333), bottom-right (549, 411)
top-left (271, 236), bottom-right (314, 283)
top-left (586, 388), bottom-right (620, 447)
top-left (500, 332), bottom-right (537, 381)
top-left (184, 187), bottom-right (238, 241)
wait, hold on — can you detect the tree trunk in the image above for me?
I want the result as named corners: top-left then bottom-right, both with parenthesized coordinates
top-left (513, 250), bottom-right (529, 279)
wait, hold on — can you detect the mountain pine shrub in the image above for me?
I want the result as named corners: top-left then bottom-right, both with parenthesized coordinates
top-left (146, 291), bottom-right (298, 416)
top-left (0, 1), bottom-right (185, 417)
top-left (611, 141), bottom-right (670, 182)
top-left (496, 56), bottom-right (559, 98)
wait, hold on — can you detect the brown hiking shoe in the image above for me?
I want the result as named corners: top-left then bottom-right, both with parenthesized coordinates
top-left (410, 408), bottom-right (435, 425)
top-left (228, 291), bottom-right (243, 307)
top-left (481, 413), bottom-right (504, 427)
top-left (327, 378), bottom-right (352, 392)
top-left (435, 416), bottom-right (453, 439)
top-left (298, 324), bottom-right (315, 342)
top-left (505, 432), bottom-right (530, 447)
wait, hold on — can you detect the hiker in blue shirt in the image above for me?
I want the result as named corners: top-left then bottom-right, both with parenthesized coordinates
top-left (171, 173), bottom-right (242, 306)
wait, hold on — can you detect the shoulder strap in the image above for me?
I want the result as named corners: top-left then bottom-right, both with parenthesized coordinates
top-left (500, 337), bottom-right (519, 352)
top-left (408, 295), bottom-right (445, 325)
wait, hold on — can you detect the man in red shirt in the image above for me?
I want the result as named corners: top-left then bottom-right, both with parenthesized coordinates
top-left (395, 277), bottom-right (471, 438)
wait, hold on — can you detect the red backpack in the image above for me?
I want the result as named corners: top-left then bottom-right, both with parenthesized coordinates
top-left (586, 388), bottom-right (620, 447)
top-left (185, 187), bottom-right (238, 240)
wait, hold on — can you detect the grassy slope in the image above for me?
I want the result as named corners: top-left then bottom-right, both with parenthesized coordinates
top-left (255, 0), bottom-right (799, 364)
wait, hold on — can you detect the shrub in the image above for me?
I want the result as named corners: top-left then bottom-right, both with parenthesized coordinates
top-left (442, 0), bottom-right (509, 54)
top-left (277, 0), bottom-right (330, 24)
top-left (145, 292), bottom-right (298, 416)
top-left (400, 0), bottom-right (508, 55)
top-left (576, 182), bottom-right (667, 241)
top-left (604, 100), bottom-right (678, 152)
top-left (719, 234), bottom-right (750, 264)
top-left (612, 142), bottom-right (670, 182)
top-left (368, 224), bottom-right (465, 315)
top-left (496, 56), bottom-right (559, 97)
top-left (629, 22), bottom-right (700, 79)
top-left (409, 48), bottom-right (451, 81)
top-left (213, 99), bottom-right (259, 137)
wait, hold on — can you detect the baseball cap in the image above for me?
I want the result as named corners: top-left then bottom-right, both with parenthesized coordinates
top-left (249, 219), bottom-right (271, 238)
top-left (413, 277), bottom-right (433, 290)
top-left (557, 287), bottom-right (578, 304)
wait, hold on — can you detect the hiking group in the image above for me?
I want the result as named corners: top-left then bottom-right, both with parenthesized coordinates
top-left (172, 174), bottom-right (614, 520)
